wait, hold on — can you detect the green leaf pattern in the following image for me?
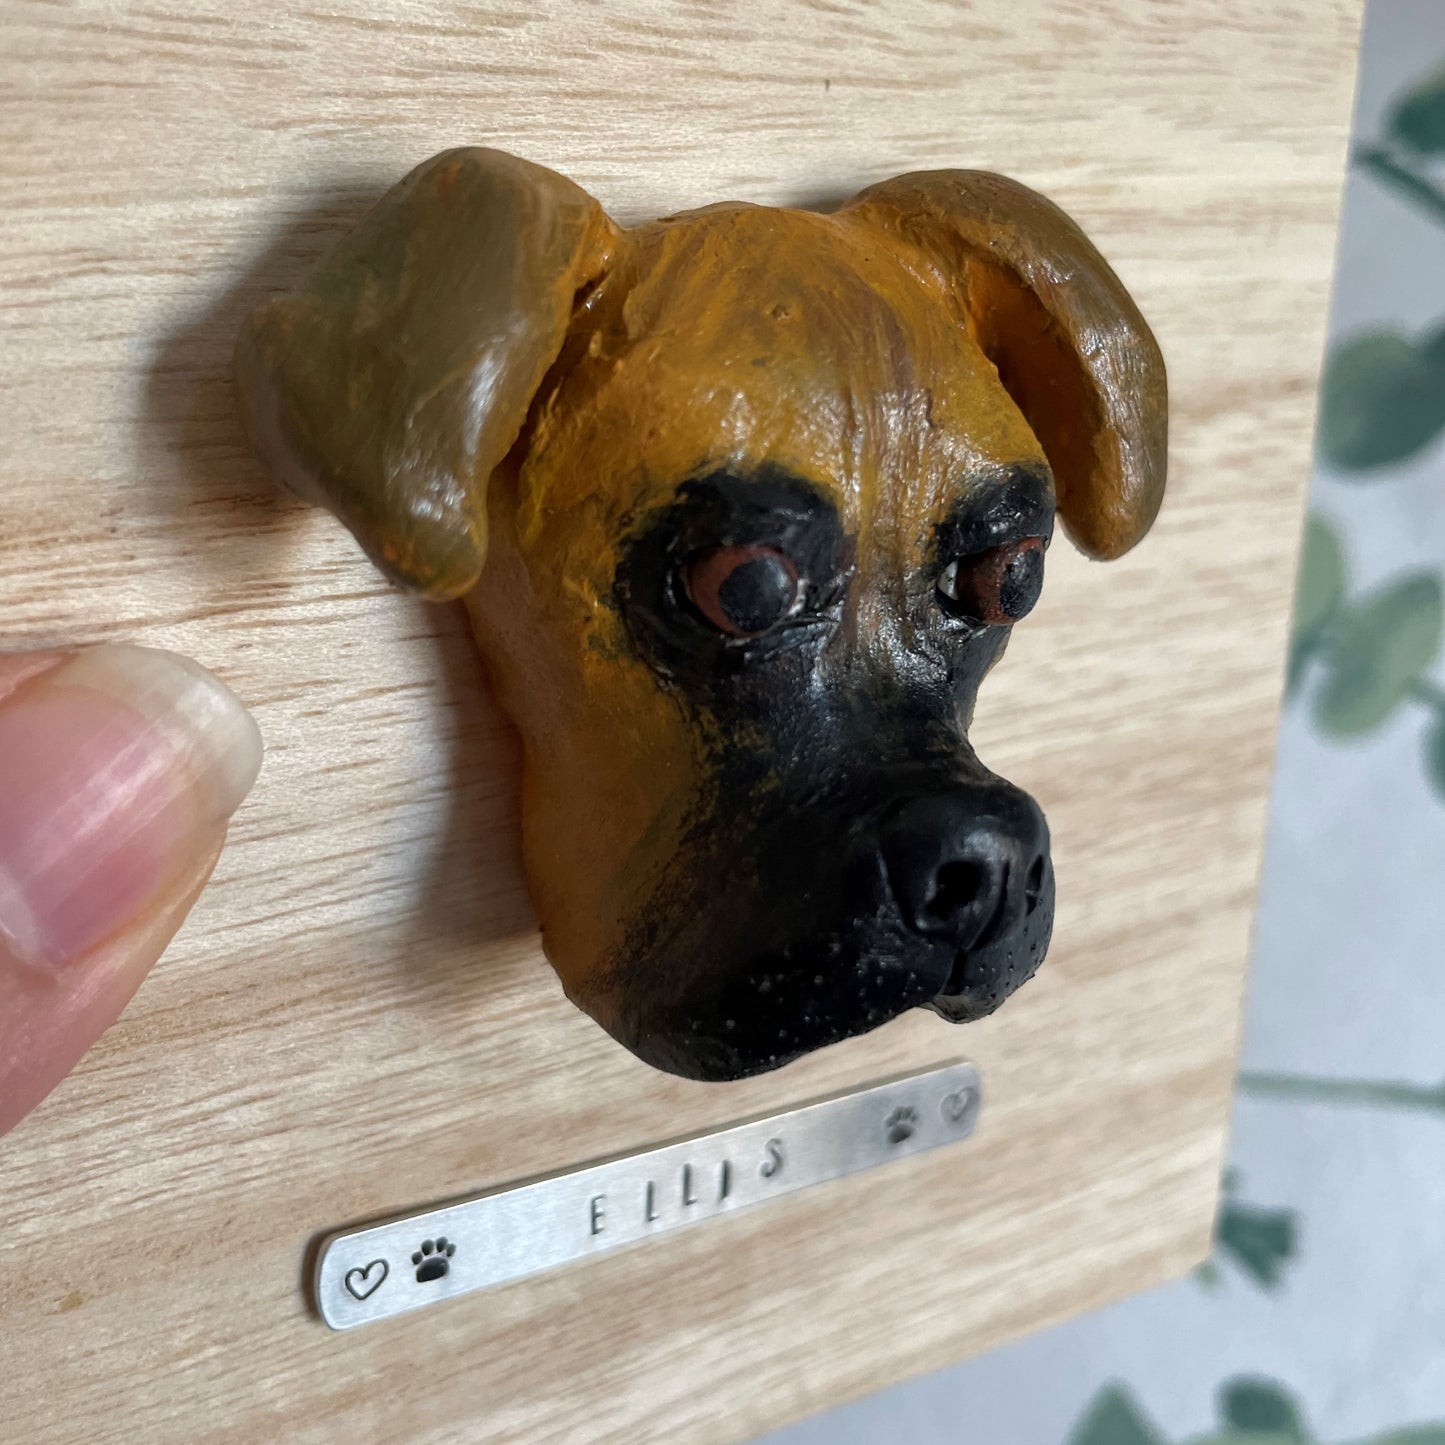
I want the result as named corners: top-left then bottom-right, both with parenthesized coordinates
top-left (1323, 62), bottom-right (1445, 474)
top-left (1069, 1379), bottom-right (1445, 1445)
top-left (1390, 65), bottom-right (1445, 154)
top-left (1318, 331), bottom-right (1445, 471)
top-left (1313, 572), bottom-right (1442, 736)
top-left (1288, 513), bottom-right (1445, 792)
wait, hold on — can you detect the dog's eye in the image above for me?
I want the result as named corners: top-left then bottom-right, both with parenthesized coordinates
top-left (685, 544), bottom-right (802, 637)
top-left (936, 537), bottom-right (1046, 625)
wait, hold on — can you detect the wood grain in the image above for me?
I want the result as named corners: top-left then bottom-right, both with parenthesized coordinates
top-left (0, 2), bottom-right (1360, 1441)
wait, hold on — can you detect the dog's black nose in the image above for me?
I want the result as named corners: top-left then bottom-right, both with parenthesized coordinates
top-left (881, 782), bottom-right (1053, 1016)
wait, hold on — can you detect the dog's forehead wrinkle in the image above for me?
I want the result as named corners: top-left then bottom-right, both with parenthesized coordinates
top-left (520, 215), bottom-right (1048, 552)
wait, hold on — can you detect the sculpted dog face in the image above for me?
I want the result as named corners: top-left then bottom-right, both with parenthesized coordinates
top-left (238, 149), bottom-right (1166, 1080)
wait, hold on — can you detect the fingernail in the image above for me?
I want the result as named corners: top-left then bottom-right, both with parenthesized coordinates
top-left (0, 645), bottom-right (262, 970)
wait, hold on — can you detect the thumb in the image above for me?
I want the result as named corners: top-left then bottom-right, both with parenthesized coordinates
top-left (0, 645), bottom-right (261, 1137)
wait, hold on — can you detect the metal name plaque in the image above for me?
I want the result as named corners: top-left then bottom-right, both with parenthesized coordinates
top-left (313, 1060), bottom-right (981, 1330)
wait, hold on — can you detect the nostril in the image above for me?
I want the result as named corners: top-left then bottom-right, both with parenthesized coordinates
top-left (925, 860), bottom-right (987, 924)
top-left (1024, 855), bottom-right (1046, 915)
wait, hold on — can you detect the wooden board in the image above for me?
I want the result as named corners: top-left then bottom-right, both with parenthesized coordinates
top-left (0, 3), bottom-right (1360, 1441)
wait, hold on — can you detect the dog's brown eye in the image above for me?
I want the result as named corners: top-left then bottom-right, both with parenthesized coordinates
top-left (686, 544), bottom-right (802, 637)
top-left (937, 537), bottom-right (1046, 625)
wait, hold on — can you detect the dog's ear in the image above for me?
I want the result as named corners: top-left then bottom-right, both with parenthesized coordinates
top-left (845, 171), bottom-right (1166, 560)
top-left (236, 148), bottom-right (618, 598)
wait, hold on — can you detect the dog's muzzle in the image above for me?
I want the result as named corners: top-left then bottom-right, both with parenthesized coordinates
top-left (624, 776), bottom-right (1054, 1080)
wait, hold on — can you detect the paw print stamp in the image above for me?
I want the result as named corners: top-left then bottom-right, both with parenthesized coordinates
top-left (940, 1086), bottom-right (977, 1128)
top-left (411, 1237), bottom-right (456, 1283)
top-left (885, 1106), bottom-right (918, 1145)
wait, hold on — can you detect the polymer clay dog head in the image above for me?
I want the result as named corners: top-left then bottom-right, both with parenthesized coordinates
top-left (237, 148), bottom-right (1166, 1080)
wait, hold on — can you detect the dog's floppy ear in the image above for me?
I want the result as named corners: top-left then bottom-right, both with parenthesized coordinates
top-left (845, 171), bottom-right (1166, 560)
top-left (236, 148), bottom-right (618, 598)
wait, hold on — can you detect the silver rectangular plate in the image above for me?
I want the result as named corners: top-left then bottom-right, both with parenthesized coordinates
top-left (313, 1059), bottom-right (981, 1330)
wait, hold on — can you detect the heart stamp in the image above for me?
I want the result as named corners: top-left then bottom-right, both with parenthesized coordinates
top-left (344, 1260), bottom-right (389, 1301)
top-left (940, 1088), bottom-right (976, 1126)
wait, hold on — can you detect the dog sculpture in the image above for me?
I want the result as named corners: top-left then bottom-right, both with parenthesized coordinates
top-left (237, 148), bottom-right (1166, 1080)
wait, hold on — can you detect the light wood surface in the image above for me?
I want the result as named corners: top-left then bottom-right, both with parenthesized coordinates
top-left (0, 3), bottom-right (1360, 1441)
